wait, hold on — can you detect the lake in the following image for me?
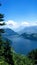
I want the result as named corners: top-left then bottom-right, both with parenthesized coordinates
top-left (7, 35), bottom-right (37, 55)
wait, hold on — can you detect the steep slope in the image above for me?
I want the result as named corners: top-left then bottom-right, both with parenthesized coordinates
top-left (2, 28), bottom-right (18, 37)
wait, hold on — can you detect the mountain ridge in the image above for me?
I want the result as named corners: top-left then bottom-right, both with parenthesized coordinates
top-left (18, 26), bottom-right (37, 34)
top-left (2, 28), bottom-right (18, 37)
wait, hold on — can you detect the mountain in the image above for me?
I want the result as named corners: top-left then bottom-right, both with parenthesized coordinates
top-left (2, 28), bottom-right (18, 37)
top-left (18, 26), bottom-right (37, 34)
top-left (20, 33), bottom-right (37, 41)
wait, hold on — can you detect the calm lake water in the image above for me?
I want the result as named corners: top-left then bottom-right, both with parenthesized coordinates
top-left (8, 36), bottom-right (37, 55)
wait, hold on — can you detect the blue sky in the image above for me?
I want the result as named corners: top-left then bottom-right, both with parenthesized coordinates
top-left (0, 0), bottom-right (37, 22)
top-left (0, 0), bottom-right (37, 31)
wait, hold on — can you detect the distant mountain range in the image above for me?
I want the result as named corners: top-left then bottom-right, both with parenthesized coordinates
top-left (2, 28), bottom-right (18, 38)
top-left (18, 26), bottom-right (37, 34)
top-left (18, 26), bottom-right (37, 41)
top-left (1, 26), bottom-right (37, 41)
top-left (20, 33), bottom-right (37, 41)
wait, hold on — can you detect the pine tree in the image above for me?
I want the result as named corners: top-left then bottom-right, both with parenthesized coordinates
top-left (3, 39), bottom-right (14, 65)
top-left (0, 4), bottom-right (14, 65)
top-left (0, 10), bottom-right (5, 65)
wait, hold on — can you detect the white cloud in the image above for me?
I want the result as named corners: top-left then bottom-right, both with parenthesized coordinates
top-left (0, 20), bottom-right (37, 31)
top-left (21, 22), bottom-right (30, 26)
top-left (6, 20), bottom-right (20, 29)
top-left (21, 21), bottom-right (37, 27)
top-left (6, 20), bottom-right (37, 31)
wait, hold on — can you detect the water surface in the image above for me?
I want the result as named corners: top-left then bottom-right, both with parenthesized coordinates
top-left (8, 36), bottom-right (37, 55)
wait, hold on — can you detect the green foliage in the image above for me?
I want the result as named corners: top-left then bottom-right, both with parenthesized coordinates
top-left (0, 13), bottom-right (4, 22)
top-left (28, 49), bottom-right (37, 64)
top-left (0, 37), bottom-right (14, 65)
top-left (0, 14), bottom-right (4, 18)
top-left (0, 13), bottom-right (5, 26)
top-left (0, 29), bottom-right (5, 33)
top-left (13, 52), bottom-right (34, 65)
top-left (0, 12), bottom-right (14, 65)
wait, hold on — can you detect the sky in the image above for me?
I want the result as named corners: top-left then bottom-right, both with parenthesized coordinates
top-left (0, 0), bottom-right (37, 31)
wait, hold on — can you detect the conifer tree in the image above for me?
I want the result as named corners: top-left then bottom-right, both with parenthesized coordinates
top-left (0, 3), bottom-right (14, 65)
top-left (0, 4), bottom-right (5, 65)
